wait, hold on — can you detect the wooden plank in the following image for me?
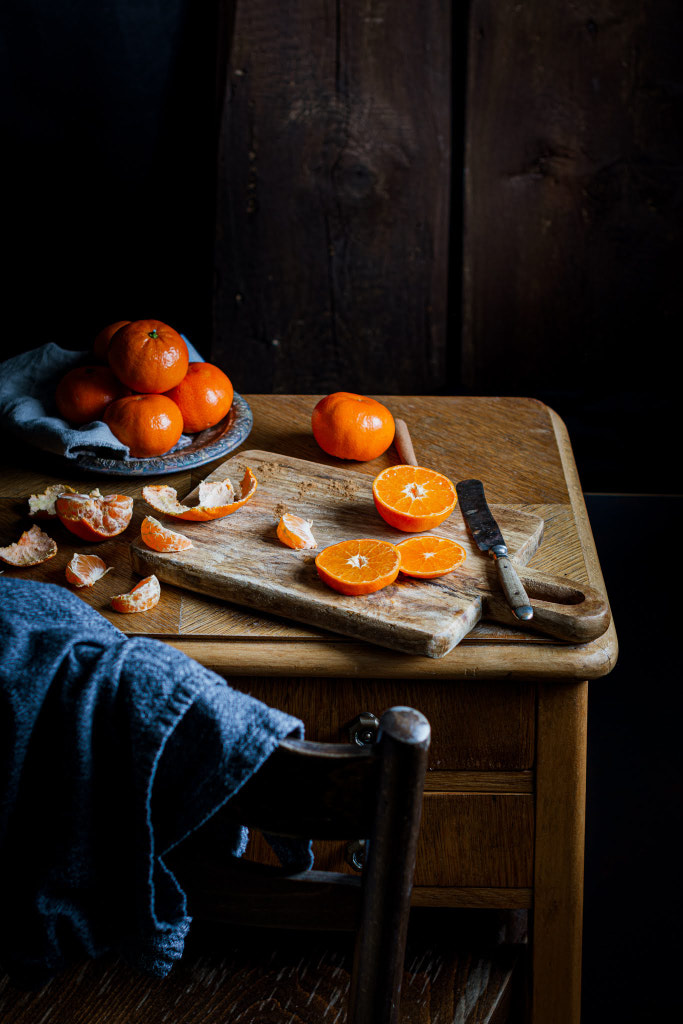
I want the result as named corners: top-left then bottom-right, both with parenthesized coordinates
top-left (235, 677), bottom-right (536, 771)
top-left (212, 2), bottom-right (451, 394)
top-left (412, 887), bottom-right (532, 910)
top-left (532, 680), bottom-right (588, 1024)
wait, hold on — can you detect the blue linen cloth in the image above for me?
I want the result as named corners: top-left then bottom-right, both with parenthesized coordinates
top-left (0, 578), bottom-right (312, 988)
top-left (0, 335), bottom-right (202, 460)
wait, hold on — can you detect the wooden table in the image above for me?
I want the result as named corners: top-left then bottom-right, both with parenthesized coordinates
top-left (0, 395), bottom-right (617, 1024)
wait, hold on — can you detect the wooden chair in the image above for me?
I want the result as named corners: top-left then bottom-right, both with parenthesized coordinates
top-left (169, 704), bottom-right (431, 1023)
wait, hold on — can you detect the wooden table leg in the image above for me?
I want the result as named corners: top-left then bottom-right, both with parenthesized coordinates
top-left (531, 680), bottom-right (588, 1024)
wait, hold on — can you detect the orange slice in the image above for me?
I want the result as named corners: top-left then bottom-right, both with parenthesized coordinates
top-left (0, 525), bottom-right (58, 566)
top-left (55, 490), bottom-right (134, 542)
top-left (28, 483), bottom-right (76, 518)
top-left (142, 468), bottom-right (257, 522)
top-left (141, 515), bottom-right (193, 552)
top-left (65, 553), bottom-right (112, 587)
top-left (372, 465), bottom-right (457, 532)
top-left (396, 536), bottom-right (467, 578)
top-left (315, 539), bottom-right (400, 596)
top-left (276, 512), bottom-right (317, 550)
top-left (111, 574), bottom-right (161, 613)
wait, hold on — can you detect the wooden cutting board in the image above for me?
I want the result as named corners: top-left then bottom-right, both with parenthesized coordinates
top-left (131, 451), bottom-right (610, 658)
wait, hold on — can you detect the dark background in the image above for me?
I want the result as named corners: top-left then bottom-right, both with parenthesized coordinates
top-left (1, 1), bottom-right (682, 1019)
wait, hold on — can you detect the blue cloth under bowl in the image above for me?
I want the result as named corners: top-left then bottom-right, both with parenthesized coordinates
top-left (0, 578), bottom-right (312, 988)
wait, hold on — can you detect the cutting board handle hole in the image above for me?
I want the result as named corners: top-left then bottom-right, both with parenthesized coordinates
top-left (525, 579), bottom-right (586, 605)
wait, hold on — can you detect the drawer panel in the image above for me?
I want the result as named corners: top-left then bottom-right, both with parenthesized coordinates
top-left (236, 676), bottom-right (535, 771)
top-left (246, 792), bottom-right (535, 888)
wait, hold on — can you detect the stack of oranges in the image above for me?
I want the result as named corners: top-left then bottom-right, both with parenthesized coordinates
top-left (54, 319), bottom-right (234, 458)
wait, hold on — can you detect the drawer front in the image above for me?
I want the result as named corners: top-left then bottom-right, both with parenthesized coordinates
top-left (236, 676), bottom-right (535, 771)
top-left (246, 792), bottom-right (535, 888)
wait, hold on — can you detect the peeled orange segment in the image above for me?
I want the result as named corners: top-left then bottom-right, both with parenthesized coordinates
top-left (372, 465), bottom-right (457, 533)
top-left (142, 468), bottom-right (258, 522)
top-left (55, 490), bottom-right (134, 542)
top-left (315, 539), bottom-right (400, 596)
top-left (276, 512), bottom-right (317, 550)
top-left (141, 515), bottom-right (193, 552)
top-left (0, 525), bottom-right (58, 566)
top-left (396, 536), bottom-right (467, 579)
top-left (28, 483), bottom-right (76, 518)
top-left (65, 553), bottom-right (112, 587)
top-left (111, 574), bottom-right (161, 613)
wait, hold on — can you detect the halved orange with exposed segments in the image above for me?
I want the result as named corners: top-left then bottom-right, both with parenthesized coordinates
top-left (0, 525), bottom-right (57, 566)
top-left (396, 536), bottom-right (467, 579)
top-left (315, 538), bottom-right (400, 596)
top-left (276, 512), bottom-right (317, 550)
top-left (142, 468), bottom-right (257, 522)
top-left (372, 465), bottom-right (457, 532)
top-left (141, 515), bottom-right (193, 552)
top-left (55, 490), bottom-right (134, 542)
top-left (65, 553), bottom-right (112, 587)
top-left (28, 483), bottom-right (76, 518)
top-left (111, 574), bottom-right (161, 613)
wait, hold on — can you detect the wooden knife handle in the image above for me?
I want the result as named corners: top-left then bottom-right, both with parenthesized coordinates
top-left (394, 418), bottom-right (419, 466)
top-left (491, 551), bottom-right (534, 620)
top-left (484, 566), bottom-right (612, 643)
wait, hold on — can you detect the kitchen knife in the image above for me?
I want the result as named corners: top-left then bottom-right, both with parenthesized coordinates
top-left (455, 479), bottom-right (534, 621)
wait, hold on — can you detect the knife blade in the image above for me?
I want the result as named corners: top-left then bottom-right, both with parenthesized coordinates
top-left (455, 479), bottom-right (534, 621)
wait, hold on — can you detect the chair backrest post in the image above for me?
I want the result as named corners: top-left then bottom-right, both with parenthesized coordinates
top-left (348, 706), bottom-right (431, 1024)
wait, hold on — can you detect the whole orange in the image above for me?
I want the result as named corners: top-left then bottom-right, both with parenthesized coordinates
top-left (55, 365), bottom-right (131, 425)
top-left (93, 320), bottom-right (131, 361)
top-left (108, 319), bottom-right (189, 393)
top-left (103, 393), bottom-right (184, 458)
top-left (164, 362), bottom-right (234, 432)
top-left (311, 392), bottom-right (395, 461)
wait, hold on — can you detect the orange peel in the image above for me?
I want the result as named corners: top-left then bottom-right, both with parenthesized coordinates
top-left (0, 525), bottom-right (58, 566)
top-left (28, 483), bottom-right (76, 518)
top-left (142, 468), bottom-right (257, 522)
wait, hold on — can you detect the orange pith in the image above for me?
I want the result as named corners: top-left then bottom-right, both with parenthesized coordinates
top-left (28, 484), bottom-right (76, 518)
top-left (142, 468), bottom-right (257, 522)
top-left (315, 538), bottom-right (400, 596)
top-left (396, 536), bottom-right (467, 578)
top-left (276, 512), bottom-right (317, 550)
top-left (55, 490), bottom-right (134, 542)
top-left (141, 515), bottom-right (193, 552)
top-left (111, 574), bottom-right (161, 613)
top-left (65, 553), bottom-right (112, 587)
top-left (372, 465), bottom-right (457, 532)
top-left (0, 525), bottom-right (58, 566)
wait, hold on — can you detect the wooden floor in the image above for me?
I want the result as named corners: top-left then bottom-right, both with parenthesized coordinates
top-left (0, 910), bottom-right (525, 1024)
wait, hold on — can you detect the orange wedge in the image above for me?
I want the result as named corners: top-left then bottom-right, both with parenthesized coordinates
top-left (372, 465), bottom-right (457, 532)
top-left (28, 483), bottom-right (76, 518)
top-left (276, 512), bottom-right (317, 550)
top-left (141, 515), bottom-right (193, 552)
top-left (315, 539), bottom-right (400, 596)
top-left (111, 574), bottom-right (161, 613)
top-left (55, 490), bottom-right (134, 542)
top-left (0, 525), bottom-right (58, 566)
top-left (65, 553), bottom-right (112, 587)
top-left (142, 468), bottom-right (257, 522)
top-left (396, 536), bottom-right (467, 579)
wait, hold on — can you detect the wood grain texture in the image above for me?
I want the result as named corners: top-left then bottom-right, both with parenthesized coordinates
top-left (131, 449), bottom-right (606, 657)
top-left (0, 910), bottom-right (524, 1024)
top-left (212, 2), bottom-right (451, 395)
top-left (233, 676), bottom-right (535, 770)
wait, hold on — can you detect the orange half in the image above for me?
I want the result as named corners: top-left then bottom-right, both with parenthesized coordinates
top-left (142, 468), bottom-right (257, 522)
top-left (111, 574), bottom-right (161, 613)
top-left (55, 490), bottom-right (134, 542)
top-left (372, 465), bottom-right (457, 532)
top-left (315, 538), bottom-right (400, 596)
top-left (0, 525), bottom-right (58, 566)
top-left (396, 536), bottom-right (467, 578)
top-left (65, 553), bottom-right (112, 587)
